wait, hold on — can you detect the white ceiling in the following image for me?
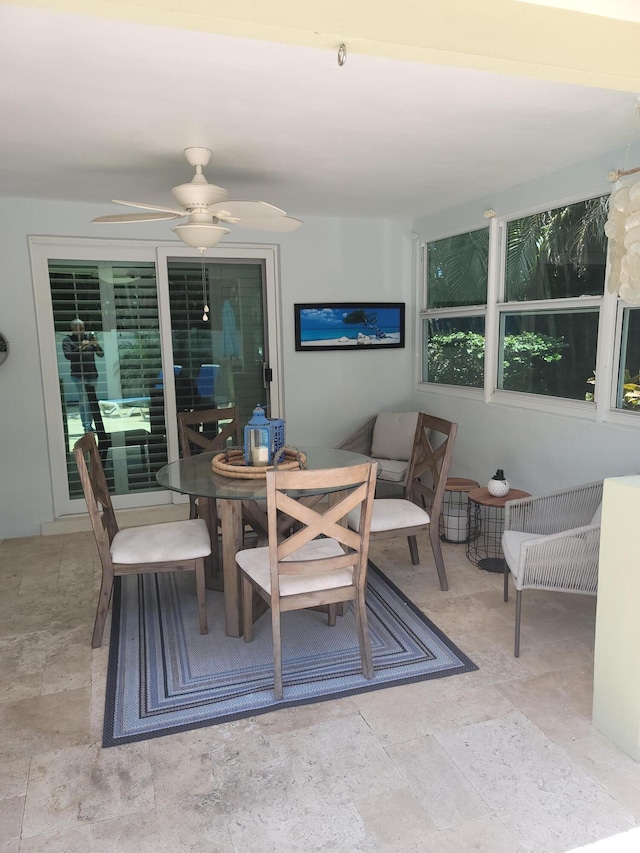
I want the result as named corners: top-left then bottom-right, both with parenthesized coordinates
top-left (1, 4), bottom-right (639, 222)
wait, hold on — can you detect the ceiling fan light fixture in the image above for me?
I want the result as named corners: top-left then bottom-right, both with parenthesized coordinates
top-left (172, 222), bottom-right (231, 250)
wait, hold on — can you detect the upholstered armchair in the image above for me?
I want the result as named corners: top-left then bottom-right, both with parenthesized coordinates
top-left (337, 412), bottom-right (420, 491)
top-left (502, 481), bottom-right (603, 657)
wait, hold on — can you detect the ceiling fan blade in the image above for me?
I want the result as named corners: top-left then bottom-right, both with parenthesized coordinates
top-left (112, 199), bottom-right (186, 216)
top-left (210, 200), bottom-right (286, 222)
top-left (232, 216), bottom-right (303, 232)
top-left (92, 212), bottom-right (183, 224)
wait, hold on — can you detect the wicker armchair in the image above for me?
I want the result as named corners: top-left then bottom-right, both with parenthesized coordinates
top-left (502, 481), bottom-right (603, 657)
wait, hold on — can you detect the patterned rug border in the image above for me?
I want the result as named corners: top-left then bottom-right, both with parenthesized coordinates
top-left (103, 562), bottom-right (478, 747)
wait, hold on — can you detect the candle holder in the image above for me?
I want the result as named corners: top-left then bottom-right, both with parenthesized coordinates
top-left (243, 405), bottom-right (275, 467)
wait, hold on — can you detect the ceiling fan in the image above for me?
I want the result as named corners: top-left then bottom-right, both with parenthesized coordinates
top-left (92, 147), bottom-right (303, 250)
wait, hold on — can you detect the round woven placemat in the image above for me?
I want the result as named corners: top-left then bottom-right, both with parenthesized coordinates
top-left (211, 447), bottom-right (307, 479)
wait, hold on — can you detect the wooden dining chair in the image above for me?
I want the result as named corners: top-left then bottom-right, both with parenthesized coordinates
top-left (347, 413), bottom-right (457, 591)
top-left (74, 432), bottom-right (210, 648)
top-left (235, 461), bottom-right (378, 700)
top-left (177, 406), bottom-right (240, 520)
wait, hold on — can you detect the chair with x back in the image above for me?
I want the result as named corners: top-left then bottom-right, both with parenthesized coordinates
top-left (236, 461), bottom-right (378, 700)
top-left (74, 432), bottom-right (210, 648)
top-left (347, 413), bottom-right (457, 592)
top-left (177, 406), bottom-right (240, 521)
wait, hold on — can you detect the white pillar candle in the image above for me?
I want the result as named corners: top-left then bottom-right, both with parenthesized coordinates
top-left (252, 446), bottom-right (269, 467)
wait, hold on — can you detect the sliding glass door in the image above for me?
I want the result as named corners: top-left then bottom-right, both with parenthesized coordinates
top-left (48, 259), bottom-right (166, 500)
top-left (166, 258), bottom-right (270, 428)
top-left (32, 238), bottom-right (282, 518)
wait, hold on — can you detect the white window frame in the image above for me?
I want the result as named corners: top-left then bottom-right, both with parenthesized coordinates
top-left (417, 228), bottom-right (488, 400)
top-left (418, 193), bottom-right (640, 427)
top-left (30, 236), bottom-right (283, 519)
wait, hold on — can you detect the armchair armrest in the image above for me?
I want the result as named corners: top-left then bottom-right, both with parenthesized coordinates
top-left (336, 416), bottom-right (376, 456)
top-left (504, 481), bottom-right (603, 536)
top-left (511, 523), bottom-right (601, 592)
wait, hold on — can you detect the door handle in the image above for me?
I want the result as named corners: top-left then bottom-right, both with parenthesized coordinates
top-left (263, 363), bottom-right (273, 386)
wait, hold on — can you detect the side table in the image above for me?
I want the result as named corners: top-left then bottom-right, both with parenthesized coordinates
top-left (439, 478), bottom-right (480, 543)
top-left (466, 487), bottom-right (531, 574)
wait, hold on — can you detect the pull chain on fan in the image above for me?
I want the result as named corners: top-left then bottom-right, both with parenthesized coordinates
top-left (200, 250), bottom-right (209, 322)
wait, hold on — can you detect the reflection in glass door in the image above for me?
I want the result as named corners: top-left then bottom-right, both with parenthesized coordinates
top-left (166, 259), bottom-right (269, 428)
top-left (49, 260), bottom-right (167, 498)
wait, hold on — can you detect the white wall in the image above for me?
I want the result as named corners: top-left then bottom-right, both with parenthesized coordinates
top-left (0, 198), bottom-right (414, 538)
top-left (411, 147), bottom-right (640, 497)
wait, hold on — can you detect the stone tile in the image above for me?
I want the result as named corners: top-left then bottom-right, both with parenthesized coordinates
top-left (89, 795), bottom-right (233, 852)
top-left (0, 760), bottom-right (29, 801)
top-left (451, 622), bottom-right (538, 656)
top-left (0, 797), bottom-right (23, 853)
top-left (89, 646), bottom-right (109, 742)
top-left (353, 785), bottom-right (439, 851)
top-left (435, 814), bottom-right (529, 853)
top-left (564, 732), bottom-right (637, 777)
top-left (203, 713), bottom-right (404, 819)
top-left (454, 648), bottom-right (530, 685)
top-left (596, 763), bottom-right (640, 820)
top-left (385, 734), bottom-right (491, 830)
top-left (250, 695), bottom-right (359, 735)
top-left (0, 633), bottom-right (47, 704)
top-left (40, 627), bottom-right (92, 695)
top-left (227, 792), bottom-right (376, 852)
top-left (0, 689), bottom-right (91, 761)
top-left (21, 742), bottom-right (154, 837)
top-left (0, 600), bottom-right (53, 639)
top-left (17, 826), bottom-right (91, 853)
top-left (352, 679), bottom-right (515, 746)
top-left (435, 711), bottom-right (637, 852)
top-left (418, 596), bottom-right (514, 637)
top-left (495, 665), bottom-right (596, 744)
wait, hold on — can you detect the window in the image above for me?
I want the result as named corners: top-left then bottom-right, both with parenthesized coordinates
top-left (422, 228), bottom-right (489, 387)
top-left (420, 196), bottom-right (615, 409)
top-left (617, 307), bottom-right (640, 413)
top-left (498, 309), bottom-right (599, 399)
top-left (499, 197), bottom-right (607, 401)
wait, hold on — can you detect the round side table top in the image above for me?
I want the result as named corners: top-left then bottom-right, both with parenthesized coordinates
top-left (468, 487), bottom-right (531, 508)
top-left (444, 477), bottom-right (480, 492)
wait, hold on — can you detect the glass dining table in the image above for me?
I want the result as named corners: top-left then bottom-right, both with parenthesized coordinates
top-left (156, 446), bottom-right (372, 637)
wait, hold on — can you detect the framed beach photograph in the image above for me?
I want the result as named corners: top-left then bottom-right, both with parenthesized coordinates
top-left (294, 302), bottom-right (405, 352)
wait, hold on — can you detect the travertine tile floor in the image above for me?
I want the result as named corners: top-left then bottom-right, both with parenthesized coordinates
top-left (1, 531), bottom-right (639, 852)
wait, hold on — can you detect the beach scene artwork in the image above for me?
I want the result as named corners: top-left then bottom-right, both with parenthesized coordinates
top-left (295, 302), bottom-right (405, 351)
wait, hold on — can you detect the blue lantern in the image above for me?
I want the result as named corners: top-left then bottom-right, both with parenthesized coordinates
top-left (269, 418), bottom-right (286, 458)
top-left (244, 405), bottom-right (274, 466)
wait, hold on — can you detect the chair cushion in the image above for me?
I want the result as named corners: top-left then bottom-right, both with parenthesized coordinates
top-left (502, 530), bottom-right (547, 570)
top-left (236, 538), bottom-right (354, 596)
top-left (373, 457), bottom-right (409, 483)
top-left (371, 412), bottom-right (419, 461)
top-left (111, 518), bottom-right (211, 564)
top-left (347, 498), bottom-right (430, 533)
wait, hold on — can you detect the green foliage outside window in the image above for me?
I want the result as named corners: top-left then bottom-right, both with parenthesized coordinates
top-left (427, 330), bottom-right (566, 391)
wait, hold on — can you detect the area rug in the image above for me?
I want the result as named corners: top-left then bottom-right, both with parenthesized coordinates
top-left (103, 563), bottom-right (477, 746)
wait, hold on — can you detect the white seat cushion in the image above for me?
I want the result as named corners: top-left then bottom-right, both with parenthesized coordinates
top-left (236, 538), bottom-right (353, 596)
top-left (347, 498), bottom-right (430, 533)
top-left (370, 412), bottom-right (419, 461)
top-left (502, 530), bottom-right (547, 570)
top-left (373, 457), bottom-right (409, 483)
top-left (110, 518), bottom-right (211, 564)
